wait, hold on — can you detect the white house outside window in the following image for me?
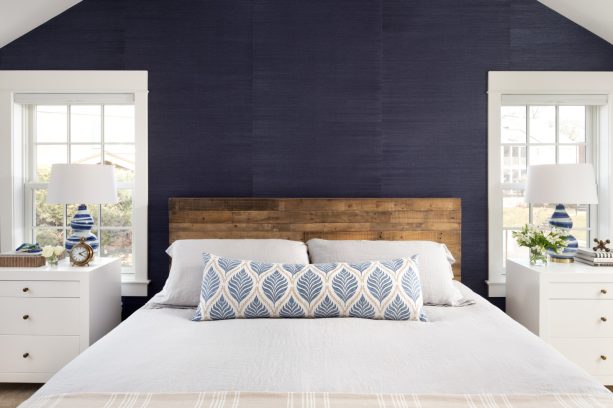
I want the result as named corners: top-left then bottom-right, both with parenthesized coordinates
top-left (487, 71), bottom-right (613, 297)
top-left (500, 103), bottom-right (596, 268)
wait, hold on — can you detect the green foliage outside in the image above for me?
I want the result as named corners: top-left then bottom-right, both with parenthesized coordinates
top-left (33, 168), bottom-right (133, 266)
top-left (504, 205), bottom-right (589, 247)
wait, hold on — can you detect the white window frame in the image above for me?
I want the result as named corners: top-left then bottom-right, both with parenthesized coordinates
top-left (0, 71), bottom-right (149, 296)
top-left (487, 71), bottom-right (613, 297)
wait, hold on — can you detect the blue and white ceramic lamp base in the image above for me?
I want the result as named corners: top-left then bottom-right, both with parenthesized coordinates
top-left (548, 204), bottom-right (578, 263)
top-left (65, 204), bottom-right (99, 251)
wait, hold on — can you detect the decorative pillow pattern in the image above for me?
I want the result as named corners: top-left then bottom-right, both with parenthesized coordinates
top-left (193, 253), bottom-right (427, 322)
top-left (306, 239), bottom-right (464, 306)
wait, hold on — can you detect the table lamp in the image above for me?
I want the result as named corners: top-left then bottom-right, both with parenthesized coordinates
top-left (525, 163), bottom-right (598, 262)
top-left (47, 164), bottom-right (118, 252)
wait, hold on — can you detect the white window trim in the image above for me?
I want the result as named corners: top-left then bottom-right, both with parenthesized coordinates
top-left (487, 71), bottom-right (613, 297)
top-left (0, 71), bottom-right (149, 296)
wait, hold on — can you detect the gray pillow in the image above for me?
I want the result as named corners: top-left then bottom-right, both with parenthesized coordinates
top-left (306, 239), bottom-right (463, 306)
top-left (155, 239), bottom-right (309, 306)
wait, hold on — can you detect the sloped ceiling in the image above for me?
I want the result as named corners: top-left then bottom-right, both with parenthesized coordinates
top-left (0, 0), bottom-right (81, 49)
top-left (1, 1), bottom-right (612, 50)
top-left (539, 0), bottom-right (613, 45)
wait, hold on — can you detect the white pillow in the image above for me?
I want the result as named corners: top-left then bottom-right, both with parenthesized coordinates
top-left (306, 239), bottom-right (463, 306)
top-left (155, 239), bottom-right (309, 306)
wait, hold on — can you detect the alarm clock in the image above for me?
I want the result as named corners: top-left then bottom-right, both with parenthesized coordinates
top-left (69, 237), bottom-right (95, 266)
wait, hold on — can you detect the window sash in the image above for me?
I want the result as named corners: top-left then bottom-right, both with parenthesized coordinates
top-left (23, 103), bottom-right (137, 275)
top-left (14, 93), bottom-right (134, 105)
top-left (498, 104), bottom-right (598, 269)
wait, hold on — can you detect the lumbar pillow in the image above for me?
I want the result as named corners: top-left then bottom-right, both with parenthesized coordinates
top-left (193, 253), bottom-right (427, 321)
top-left (155, 239), bottom-right (310, 306)
top-left (306, 239), bottom-right (464, 306)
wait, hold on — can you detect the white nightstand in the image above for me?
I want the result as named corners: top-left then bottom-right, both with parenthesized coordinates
top-left (0, 257), bottom-right (121, 383)
top-left (507, 258), bottom-right (613, 385)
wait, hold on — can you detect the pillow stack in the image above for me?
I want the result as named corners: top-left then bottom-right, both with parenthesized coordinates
top-left (155, 238), bottom-right (470, 322)
top-left (306, 239), bottom-right (464, 306)
top-left (155, 239), bottom-right (309, 307)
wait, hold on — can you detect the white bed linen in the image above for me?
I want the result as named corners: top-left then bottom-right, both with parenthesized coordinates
top-left (30, 282), bottom-right (610, 399)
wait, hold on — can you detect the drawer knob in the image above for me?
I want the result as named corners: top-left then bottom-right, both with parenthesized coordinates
top-left (602, 317), bottom-right (608, 322)
top-left (22, 287), bottom-right (29, 293)
top-left (22, 353), bottom-right (29, 358)
top-left (602, 289), bottom-right (608, 295)
top-left (601, 355), bottom-right (608, 361)
top-left (22, 314), bottom-right (29, 320)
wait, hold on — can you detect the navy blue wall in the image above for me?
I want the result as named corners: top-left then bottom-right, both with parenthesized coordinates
top-left (1, 0), bottom-right (612, 316)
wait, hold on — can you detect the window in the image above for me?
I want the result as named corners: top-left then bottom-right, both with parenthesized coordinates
top-left (24, 103), bottom-right (136, 270)
top-left (487, 71), bottom-right (613, 298)
top-left (0, 71), bottom-right (148, 296)
top-left (500, 104), bottom-right (596, 268)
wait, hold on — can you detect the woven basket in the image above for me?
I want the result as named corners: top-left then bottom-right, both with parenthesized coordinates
top-left (0, 255), bottom-right (46, 267)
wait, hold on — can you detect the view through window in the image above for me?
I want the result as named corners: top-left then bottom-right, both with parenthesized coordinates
top-left (26, 104), bottom-right (135, 269)
top-left (500, 105), bottom-right (594, 267)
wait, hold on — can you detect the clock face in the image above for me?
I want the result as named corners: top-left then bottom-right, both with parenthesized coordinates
top-left (70, 244), bottom-right (93, 265)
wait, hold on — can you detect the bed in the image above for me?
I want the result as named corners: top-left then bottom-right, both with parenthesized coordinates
top-left (21, 198), bottom-right (613, 407)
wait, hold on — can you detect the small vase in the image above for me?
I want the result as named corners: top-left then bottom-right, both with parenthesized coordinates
top-left (46, 256), bottom-right (59, 267)
top-left (529, 248), bottom-right (548, 266)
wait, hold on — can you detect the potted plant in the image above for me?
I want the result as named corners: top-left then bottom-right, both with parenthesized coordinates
top-left (512, 224), bottom-right (569, 265)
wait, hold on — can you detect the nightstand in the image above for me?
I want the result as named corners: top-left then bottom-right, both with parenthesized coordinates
top-left (507, 258), bottom-right (613, 385)
top-left (0, 257), bottom-right (121, 382)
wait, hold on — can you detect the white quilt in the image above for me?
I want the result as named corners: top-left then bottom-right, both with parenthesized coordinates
top-left (29, 282), bottom-right (610, 400)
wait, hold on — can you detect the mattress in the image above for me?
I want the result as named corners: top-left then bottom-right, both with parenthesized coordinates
top-left (26, 282), bottom-right (610, 402)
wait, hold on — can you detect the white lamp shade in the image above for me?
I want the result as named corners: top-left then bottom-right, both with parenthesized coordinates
top-left (47, 164), bottom-right (118, 204)
top-left (525, 163), bottom-right (598, 204)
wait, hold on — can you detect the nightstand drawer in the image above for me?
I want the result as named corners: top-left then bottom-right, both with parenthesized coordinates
top-left (0, 298), bottom-right (80, 335)
top-left (550, 338), bottom-right (613, 376)
top-left (549, 300), bottom-right (613, 337)
top-left (549, 282), bottom-right (613, 300)
top-left (0, 280), bottom-right (80, 298)
top-left (0, 335), bottom-right (80, 373)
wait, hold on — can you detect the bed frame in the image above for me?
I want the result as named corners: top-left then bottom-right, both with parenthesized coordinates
top-left (169, 198), bottom-right (461, 280)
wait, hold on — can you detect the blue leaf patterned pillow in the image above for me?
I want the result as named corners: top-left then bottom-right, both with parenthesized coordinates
top-left (193, 253), bottom-right (427, 322)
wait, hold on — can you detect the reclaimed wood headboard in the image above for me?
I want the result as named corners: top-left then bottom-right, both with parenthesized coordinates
top-left (169, 198), bottom-right (461, 280)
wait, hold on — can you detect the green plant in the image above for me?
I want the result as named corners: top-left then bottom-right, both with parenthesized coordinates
top-left (512, 224), bottom-right (569, 264)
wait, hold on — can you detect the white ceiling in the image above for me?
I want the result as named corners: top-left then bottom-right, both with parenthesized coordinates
top-left (539, 0), bottom-right (613, 45)
top-left (0, 0), bottom-right (81, 49)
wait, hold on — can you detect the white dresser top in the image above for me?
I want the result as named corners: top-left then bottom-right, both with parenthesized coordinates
top-left (0, 257), bottom-right (120, 280)
top-left (508, 258), bottom-right (613, 280)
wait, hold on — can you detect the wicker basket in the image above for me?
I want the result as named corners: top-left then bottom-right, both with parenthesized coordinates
top-left (0, 255), bottom-right (46, 267)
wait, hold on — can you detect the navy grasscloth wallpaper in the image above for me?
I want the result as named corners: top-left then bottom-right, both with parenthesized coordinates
top-left (1, 0), bottom-right (612, 316)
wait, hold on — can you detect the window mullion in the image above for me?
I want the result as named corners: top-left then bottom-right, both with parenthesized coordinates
top-left (99, 105), bottom-right (105, 256)
top-left (526, 105), bottom-right (533, 225)
top-left (555, 105), bottom-right (559, 164)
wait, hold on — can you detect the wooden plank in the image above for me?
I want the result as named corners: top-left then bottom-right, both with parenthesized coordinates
top-left (290, 222), bottom-right (460, 232)
top-left (170, 210), bottom-right (460, 225)
top-left (302, 231), bottom-right (460, 243)
top-left (169, 211), bottom-right (233, 224)
top-left (279, 198), bottom-right (460, 211)
top-left (169, 221), bottom-right (459, 233)
top-left (168, 198), bottom-right (462, 280)
top-left (170, 198), bottom-right (281, 212)
top-left (170, 197), bottom-right (460, 212)
top-left (231, 211), bottom-right (394, 224)
top-left (170, 231), bottom-right (306, 241)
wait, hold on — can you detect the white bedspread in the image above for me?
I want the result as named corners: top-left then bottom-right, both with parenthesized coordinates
top-left (30, 283), bottom-right (610, 399)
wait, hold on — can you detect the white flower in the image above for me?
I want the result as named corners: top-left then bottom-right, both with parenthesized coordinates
top-left (41, 246), bottom-right (54, 258)
top-left (54, 246), bottom-right (65, 256)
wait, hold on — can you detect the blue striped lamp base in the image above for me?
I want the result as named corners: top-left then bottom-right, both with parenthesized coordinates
top-left (65, 204), bottom-right (99, 251)
top-left (547, 204), bottom-right (577, 263)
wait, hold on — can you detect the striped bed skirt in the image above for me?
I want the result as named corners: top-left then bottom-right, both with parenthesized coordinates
top-left (21, 391), bottom-right (613, 408)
